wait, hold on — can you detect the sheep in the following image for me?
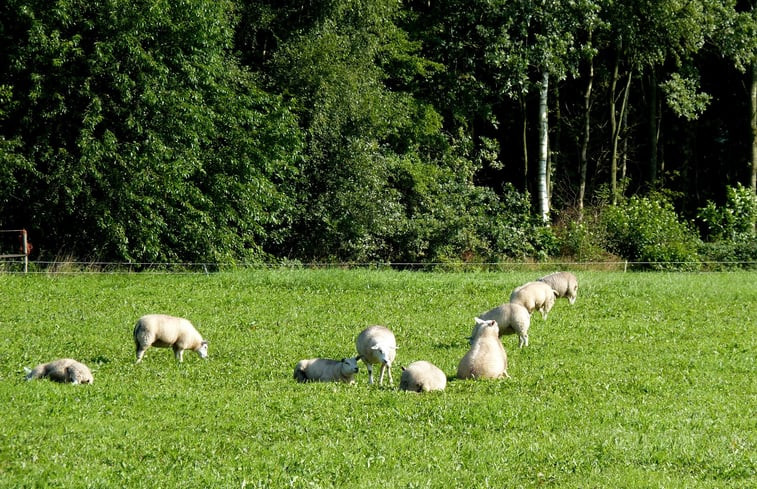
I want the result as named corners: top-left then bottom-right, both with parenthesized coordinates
top-left (399, 361), bottom-right (447, 392)
top-left (24, 358), bottom-right (93, 384)
top-left (474, 302), bottom-right (532, 348)
top-left (356, 325), bottom-right (397, 385)
top-left (457, 318), bottom-right (509, 380)
top-left (538, 271), bottom-right (579, 304)
top-left (293, 356), bottom-right (361, 384)
top-left (509, 281), bottom-right (558, 320)
top-left (133, 314), bottom-right (208, 363)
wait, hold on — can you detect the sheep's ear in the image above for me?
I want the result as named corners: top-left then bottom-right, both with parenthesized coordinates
top-left (355, 355), bottom-right (362, 361)
top-left (474, 317), bottom-right (485, 325)
top-left (340, 358), bottom-right (346, 362)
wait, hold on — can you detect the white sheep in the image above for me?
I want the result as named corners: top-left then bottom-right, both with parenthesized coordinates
top-left (24, 358), bottom-right (94, 384)
top-left (474, 302), bottom-right (532, 348)
top-left (133, 314), bottom-right (208, 363)
top-left (457, 318), bottom-right (509, 380)
top-left (356, 325), bottom-right (397, 385)
top-left (399, 361), bottom-right (447, 392)
top-left (538, 271), bottom-right (579, 304)
top-left (293, 356), bottom-right (360, 384)
top-left (509, 281), bottom-right (558, 319)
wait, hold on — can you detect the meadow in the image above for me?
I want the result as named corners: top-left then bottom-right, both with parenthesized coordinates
top-left (0, 269), bottom-right (754, 488)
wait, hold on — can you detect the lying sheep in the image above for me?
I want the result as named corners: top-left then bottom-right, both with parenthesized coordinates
top-left (474, 302), bottom-right (531, 348)
top-left (509, 281), bottom-right (558, 320)
top-left (539, 271), bottom-right (579, 304)
top-left (457, 318), bottom-right (509, 380)
top-left (133, 314), bottom-right (208, 363)
top-left (24, 358), bottom-right (93, 384)
top-left (356, 325), bottom-right (397, 385)
top-left (293, 356), bottom-right (360, 384)
top-left (399, 361), bottom-right (447, 392)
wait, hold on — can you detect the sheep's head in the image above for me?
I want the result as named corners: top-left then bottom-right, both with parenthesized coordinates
top-left (472, 317), bottom-right (499, 340)
top-left (197, 341), bottom-right (209, 359)
top-left (371, 344), bottom-right (397, 365)
top-left (340, 356), bottom-right (360, 375)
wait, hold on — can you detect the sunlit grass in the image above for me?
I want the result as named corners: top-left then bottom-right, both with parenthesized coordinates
top-left (0, 270), bottom-right (754, 487)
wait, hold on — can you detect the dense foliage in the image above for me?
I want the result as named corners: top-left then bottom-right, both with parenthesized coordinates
top-left (1, 0), bottom-right (755, 264)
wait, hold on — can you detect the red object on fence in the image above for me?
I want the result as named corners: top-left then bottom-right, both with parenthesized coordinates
top-left (18, 229), bottom-right (33, 256)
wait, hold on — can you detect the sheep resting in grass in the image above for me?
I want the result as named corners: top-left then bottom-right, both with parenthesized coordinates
top-left (538, 271), bottom-right (579, 304)
top-left (356, 325), bottom-right (397, 385)
top-left (457, 318), bottom-right (509, 380)
top-left (509, 281), bottom-right (558, 320)
top-left (399, 361), bottom-right (447, 393)
top-left (293, 356), bottom-right (360, 384)
top-left (474, 302), bottom-right (531, 348)
top-left (25, 358), bottom-right (93, 384)
top-left (133, 314), bottom-right (208, 363)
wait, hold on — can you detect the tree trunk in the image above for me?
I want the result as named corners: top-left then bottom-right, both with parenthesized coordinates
top-left (537, 70), bottom-right (550, 222)
top-left (751, 60), bottom-right (756, 196)
top-left (579, 53), bottom-right (593, 217)
top-left (647, 69), bottom-right (659, 189)
top-left (610, 54), bottom-right (619, 204)
top-left (521, 96), bottom-right (529, 192)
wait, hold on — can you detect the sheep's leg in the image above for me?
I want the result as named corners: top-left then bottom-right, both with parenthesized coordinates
top-left (379, 363), bottom-right (392, 385)
top-left (135, 348), bottom-right (146, 363)
top-left (366, 363), bottom-right (374, 384)
top-left (519, 335), bottom-right (528, 348)
top-left (174, 347), bottom-right (184, 363)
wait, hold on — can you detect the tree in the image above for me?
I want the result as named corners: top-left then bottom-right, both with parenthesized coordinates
top-left (0, 0), bottom-right (302, 262)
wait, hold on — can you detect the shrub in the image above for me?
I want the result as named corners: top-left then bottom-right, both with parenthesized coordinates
top-left (697, 183), bottom-right (757, 242)
top-left (600, 194), bottom-right (701, 269)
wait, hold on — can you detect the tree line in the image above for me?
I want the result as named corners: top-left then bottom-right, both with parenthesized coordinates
top-left (1, 0), bottom-right (755, 265)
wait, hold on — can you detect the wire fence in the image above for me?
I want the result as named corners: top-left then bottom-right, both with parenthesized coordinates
top-left (0, 258), bottom-right (755, 274)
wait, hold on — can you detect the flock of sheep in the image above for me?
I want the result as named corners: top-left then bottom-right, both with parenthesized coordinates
top-left (24, 271), bottom-right (578, 393)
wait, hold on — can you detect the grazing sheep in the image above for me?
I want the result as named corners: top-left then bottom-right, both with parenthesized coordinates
top-left (474, 302), bottom-right (532, 348)
top-left (457, 318), bottom-right (509, 380)
top-left (399, 361), bottom-right (447, 393)
top-left (293, 356), bottom-right (360, 384)
top-left (356, 325), bottom-right (397, 385)
top-left (24, 358), bottom-right (93, 384)
top-left (133, 314), bottom-right (208, 363)
top-left (539, 271), bottom-right (579, 304)
top-left (509, 281), bottom-right (558, 320)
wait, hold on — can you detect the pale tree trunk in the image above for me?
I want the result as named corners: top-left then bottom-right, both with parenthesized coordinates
top-left (751, 60), bottom-right (756, 196)
top-left (537, 70), bottom-right (550, 222)
top-left (579, 54), bottom-right (593, 217)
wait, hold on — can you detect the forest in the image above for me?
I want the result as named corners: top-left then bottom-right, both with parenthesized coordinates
top-left (1, 0), bottom-right (755, 267)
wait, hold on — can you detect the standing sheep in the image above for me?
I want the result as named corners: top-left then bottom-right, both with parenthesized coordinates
top-left (356, 325), bottom-right (397, 385)
top-left (474, 302), bottom-right (531, 348)
top-left (457, 318), bottom-right (509, 380)
top-left (509, 281), bottom-right (558, 320)
top-left (293, 356), bottom-right (361, 384)
top-left (24, 358), bottom-right (93, 384)
top-left (133, 314), bottom-right (208, 363)
top-left (538, 271), bottom-right (579, 304)
top-left (399, 361), bottom-right (447, 392)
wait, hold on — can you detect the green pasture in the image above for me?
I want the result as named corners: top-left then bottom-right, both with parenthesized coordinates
top-left (0, 269), bottom-right (754, 488)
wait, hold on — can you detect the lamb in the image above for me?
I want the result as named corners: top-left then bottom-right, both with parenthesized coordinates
top-left (133, 314), bottom-right (208, 363)
top-left (509, 281), bottom-right (558, 320)
top-left (356, 325), bottom-right (397, 385)
top-left (457, 318), bottom-right (509, 380)
top-left (293, 356), bottom-right (360, 384)
top-left (538, 271), bottom-right (579, 304)
top-left (24, 358), bottom-right (93, 384)
top-left (474, 302), bottom-right (531, 348)
top-left (399, 361), bottom-right (447, 392)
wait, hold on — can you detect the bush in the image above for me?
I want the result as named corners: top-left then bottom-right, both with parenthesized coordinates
top-left (697, 183), bottom-right (757, 242)
top-left (600, 194), bottom-right (701, 269)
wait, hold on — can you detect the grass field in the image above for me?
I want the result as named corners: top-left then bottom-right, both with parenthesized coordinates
top-left (0, 269), bottom-right (754, 488)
